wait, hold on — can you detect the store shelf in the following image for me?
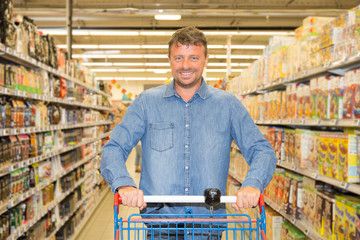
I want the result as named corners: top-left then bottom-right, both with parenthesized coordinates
top-left (255, 119), bottom-right (360, 128)
top-left (0, 132), bottom-right (111, 178)
top-left (7, 172), bottom-right (91, 240)
top-left (0, 120), bottom-right (112, 137)
top-left (239, 52), bottom-right (360, 97)
top-left (0, 86), bottom-right (112, 112)
top-left (7, 151), bottom-right (100, 211)
top-left (0, 43), bottom-right (110, 98)
top-left (277, 161), bottom-right (360, 195)
top-left (70, 186), bottom-right (110, 240)
top-left (264, 196), bottom-right (326, 240)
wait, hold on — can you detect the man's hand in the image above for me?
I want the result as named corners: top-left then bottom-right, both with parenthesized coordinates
top-left (117, 186), bottom-right (146, 210)
top-left (231, 186), bottom-right (260, 210)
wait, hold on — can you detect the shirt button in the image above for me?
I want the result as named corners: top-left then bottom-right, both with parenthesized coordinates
top-left (185, 104), bottom-right (189, 107)
top-left (185, 166), bottom-right (189, 170)
top-left (185, 124), bottom-right (189, 128)
top-left (185, 145), bottom-right (188, 149)
top-left (185, 188), bottom-right (189, 192)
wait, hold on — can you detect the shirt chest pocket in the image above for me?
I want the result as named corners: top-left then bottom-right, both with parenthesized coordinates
top-left (149, 123), bottom-right (174, 152)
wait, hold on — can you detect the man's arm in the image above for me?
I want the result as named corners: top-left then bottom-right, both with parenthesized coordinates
top-left (100, 95), bottom-right (146, 195)
top-left (230, 96), bottom-right (277, 209)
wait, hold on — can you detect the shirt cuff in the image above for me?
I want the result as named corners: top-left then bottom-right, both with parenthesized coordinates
top-left (111, 177), bottom-right (137, 193)
top-left (241, 178), bottom-right (263, 193)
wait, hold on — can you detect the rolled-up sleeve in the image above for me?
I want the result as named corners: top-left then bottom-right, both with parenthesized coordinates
top-left (100, 95), bottom-right (146, 193)
top-left (230, 96), bottom-right (277, 192)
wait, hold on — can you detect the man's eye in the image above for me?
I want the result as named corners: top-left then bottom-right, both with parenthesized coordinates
top-left (191, 57), bottom-right (198, 60)
top-left (174, 57), bottom-right (182, 61)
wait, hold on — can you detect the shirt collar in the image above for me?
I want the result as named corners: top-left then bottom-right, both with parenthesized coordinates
top-left (163, 78), bottom-right (208, 100)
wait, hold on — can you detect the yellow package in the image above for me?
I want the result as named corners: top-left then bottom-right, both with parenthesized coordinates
top-left (318, 132), bottom-right (330, 175)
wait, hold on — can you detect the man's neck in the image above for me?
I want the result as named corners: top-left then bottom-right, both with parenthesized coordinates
top-left (174, 84), bottom-right (201, 102)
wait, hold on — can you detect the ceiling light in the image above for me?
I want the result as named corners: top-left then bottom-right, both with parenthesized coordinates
top-left (40, 28), bottom-right (293, 37)
top-left (73, 54), bottom-right (259, 59)
top-left (96, 77), bottom-right (220, 81)
top-left (82, 62), bottom-right (113, 66)
top-left (154, 15), bottom-right (181, 20)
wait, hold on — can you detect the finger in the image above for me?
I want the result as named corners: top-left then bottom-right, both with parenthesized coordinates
top-left (137, 190), bottom-right (144, 208)
top-left (231, 203), bottom-right (239, 211)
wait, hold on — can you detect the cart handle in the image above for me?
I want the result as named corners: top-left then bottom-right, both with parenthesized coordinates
top-left (114, 193), bottom-right (265, 212)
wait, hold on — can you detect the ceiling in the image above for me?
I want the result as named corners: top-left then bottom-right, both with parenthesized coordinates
top-left (12, 0), bottom-right (360, 87)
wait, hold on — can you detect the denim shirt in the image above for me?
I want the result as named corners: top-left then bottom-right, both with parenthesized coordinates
top-left (100, 79), bottom-right (276, 215)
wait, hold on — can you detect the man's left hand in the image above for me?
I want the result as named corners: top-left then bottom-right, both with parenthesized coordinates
top-left (231, 186), bottom-right (260, 210)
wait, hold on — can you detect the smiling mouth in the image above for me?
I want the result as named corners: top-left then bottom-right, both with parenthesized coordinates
top-left (181, 72), bottom-right (193, 76)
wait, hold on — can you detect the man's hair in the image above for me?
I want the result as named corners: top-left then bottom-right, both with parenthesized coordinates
top-left (168, 26), bottom-right (208, 56)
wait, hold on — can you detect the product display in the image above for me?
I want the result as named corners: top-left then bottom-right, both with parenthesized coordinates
top-left (0, 3), bottom-right (112, 238)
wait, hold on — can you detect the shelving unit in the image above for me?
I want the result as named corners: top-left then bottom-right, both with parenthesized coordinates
top-left (0, 41), bottom-right (113, 239)
top-left (239, 52), bottom-right (360, 96)
top-left (0, 43), bottom-right (111, 99)
top-left (231, 36), bottom-right (360, 239)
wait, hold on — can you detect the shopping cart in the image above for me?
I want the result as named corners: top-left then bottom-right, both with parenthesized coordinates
top-left (114, 189), bottom-right (266, 240)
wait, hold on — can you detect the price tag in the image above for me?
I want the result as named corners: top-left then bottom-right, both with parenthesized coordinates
top-left (291, 218), bottom-right (296, 224)
top-left (8, 165), bottom-right (14, 172)
top-left (340, 181), bottom-right (349, 189)
top-left (292, 165), bottom-right (298, 171)
top-left (0, 44), bottom-right (4, 51)
top-left (331, 119), bottom-right (338, 125)
top-left (6, 47), bottom-right (12, 54)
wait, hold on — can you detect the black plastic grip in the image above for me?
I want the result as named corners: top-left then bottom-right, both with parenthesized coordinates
top-left (204, 188), bottom-right (221, 206)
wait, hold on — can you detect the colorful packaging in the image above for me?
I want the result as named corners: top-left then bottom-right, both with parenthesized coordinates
top-left (343, 69), bottom-right (355, 119)
top-left (265, 207), bottom-right (283, 240)
top-left (310, 78), bottom-right (319, 119)
top-left (337, 134), bottom-right (359, 182)
top-left (327, 134), bottom-right (340, 178)
top-left (318, 132), bottom-right (330, 175)
top-left (295, 129), bottom-right (313, 169)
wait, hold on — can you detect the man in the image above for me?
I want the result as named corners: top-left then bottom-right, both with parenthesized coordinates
top-left (101, 26), bottom-right (276, 238)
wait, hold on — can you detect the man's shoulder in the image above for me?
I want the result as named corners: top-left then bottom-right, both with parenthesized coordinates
top-left (140, 85), bottom-right (168, 97)
top-left (207, 85), bottom-right (235, 100)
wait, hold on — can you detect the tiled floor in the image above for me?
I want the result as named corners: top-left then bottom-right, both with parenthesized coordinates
top-left (75, 149), bottom-right (141, 240)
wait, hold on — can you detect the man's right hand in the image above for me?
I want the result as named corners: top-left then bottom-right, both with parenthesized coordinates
top-left (117, 186), bottom-right (146, 210)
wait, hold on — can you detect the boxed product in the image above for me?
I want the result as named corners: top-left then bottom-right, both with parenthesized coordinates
top-left (327, 133), bottom-right (340, 178)
top-left (330, 76), bottom-right (344, 119)
top-left (343, 69), bottom-right (356, 119)
top-left (317, 76), bottom-right (331, 119)
top-left (310, 78), bottom-right (319, 119)
top-left (318, 132), bottom-right (330, 175)
top-left (265, 207), bottom-right (283, 240)
top-left (291, 173), bottom-right (303, 220)
top-left (294, 129), bottom-right (313, 169)
top-left (314, 191), bottom-right (325, 234)
top-left (281, 90), bottom-right (287, 120)
top-left (353, 72), bottom-right (360, 119)
top-left (337, 133), bottom-right (359, 182)
top-left (335, 196), bottom-right (360, 240)
top-left (283, 171), bottom-right (292, 213)
top-left (321, 191), bottom-right (336, 239)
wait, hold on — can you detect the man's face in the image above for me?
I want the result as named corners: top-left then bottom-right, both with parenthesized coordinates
top-left (168, 42), bottom-right (209, 89)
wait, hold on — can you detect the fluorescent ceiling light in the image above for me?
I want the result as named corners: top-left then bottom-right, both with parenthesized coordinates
top-left (83, 62), bottom-right (250, 67)
top-left (238, 31), bottom-right (294, 36)
top-left (154, 15), bottom-right (181, 20)
top-left (40, 28), bottom-right (293, 36)
top-left (58, 44), bottom-right (264, 50)
top-left (95, 77), bottom-right (220, 81)
top-left (82, 62), bottom-right (113, 66)
top-left (73, 54), bottom-right (259, 59)
top-left (89, 68), bottom-right (243, 73)
top-left (207, 63), bottom-right (251, 67)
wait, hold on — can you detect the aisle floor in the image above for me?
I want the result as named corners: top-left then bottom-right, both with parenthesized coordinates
top-left (75, 149), bottom-right (140, 240)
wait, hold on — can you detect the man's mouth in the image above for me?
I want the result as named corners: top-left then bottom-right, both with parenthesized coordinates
top-left (180, 72), bottom-right (193, 76)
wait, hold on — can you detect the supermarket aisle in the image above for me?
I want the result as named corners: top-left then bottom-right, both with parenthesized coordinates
top-left (75, 149), bottom-right (141, 240)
